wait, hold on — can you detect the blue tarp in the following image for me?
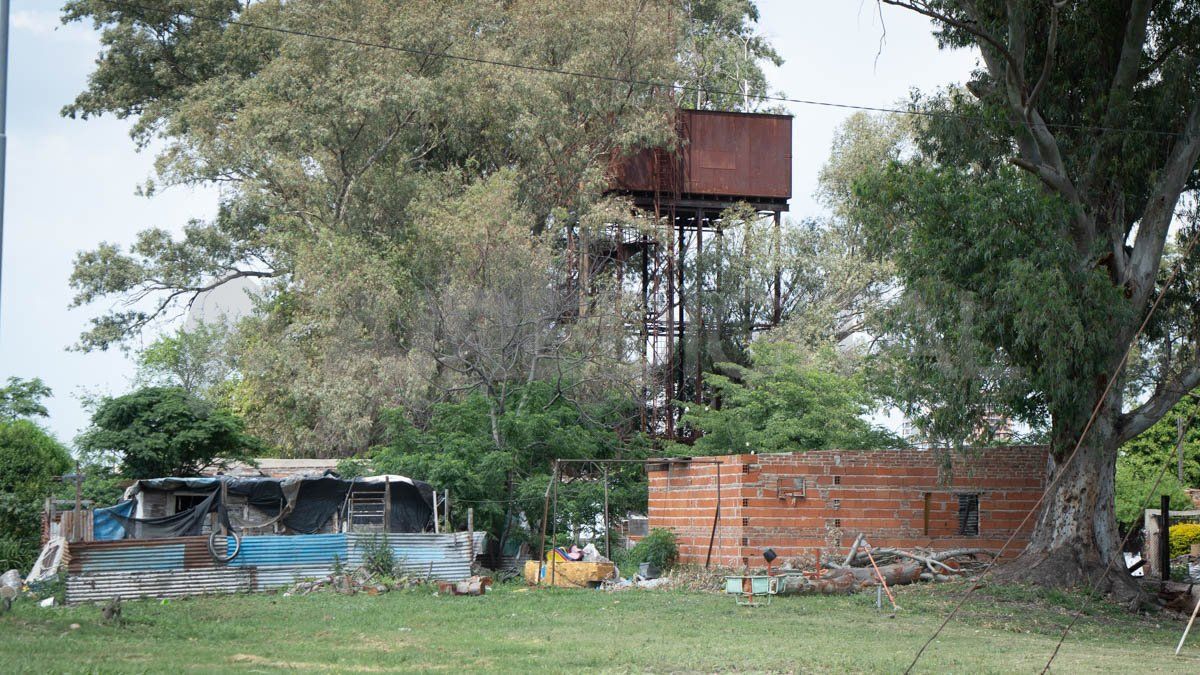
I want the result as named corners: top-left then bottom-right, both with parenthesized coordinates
top-left (93, 500), bottom-right (134, 541)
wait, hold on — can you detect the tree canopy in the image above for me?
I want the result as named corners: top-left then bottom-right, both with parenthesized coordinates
top-left (855, 0), bottom-right (1200, 587)
top-left (77, 387), bottom-right (263, 478)
top-left (679, 341), bottom-right (899, 455)
top-left (0, 378), bottom-right (71, 570)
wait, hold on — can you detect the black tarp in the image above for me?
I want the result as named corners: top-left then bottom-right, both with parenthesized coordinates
top-left (113, 475), bottom-right (435, 538)
top-left (108, 488), bottom-right (227, 539)
top-left (387, 480), bottom-right (434, 533)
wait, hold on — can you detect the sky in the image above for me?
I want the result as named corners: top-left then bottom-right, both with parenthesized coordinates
top-left (0, 1), bottom-right (978, 446)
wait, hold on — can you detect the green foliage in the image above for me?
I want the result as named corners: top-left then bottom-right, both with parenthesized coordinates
top-left (1169, 523), bottom-right (1200, 559)
top-left (0, 418), bottom-right (72, 570)
top-left (1120, 398), bottom-right (1200, 486)
top-left (335, 457), bottom-right (372, 480)
top-left (858, 162), bottom-right (1127, 443)
top-left (77, 387), bottom-right (264, 478)
top-left (625, 528), bottom-right (679, 571)
top-left (0, 377), bottom-right (52, 421)
top-left (0, 536), bottom-right (30, 571)
top-left (61, 0), bottom-right (782, 461)
top-left (1114, 453), bottom-right (1192, 529)
top-left (372, 382), bottom-right (647, 547)
top-left (358, 536), bottom-right (398, 578)
top-left (679, 341), bottom-right (898, 455)
top-left (676, 0), bottom-right (781, 112)
top-left (136, 322), bottom-right (235, 400)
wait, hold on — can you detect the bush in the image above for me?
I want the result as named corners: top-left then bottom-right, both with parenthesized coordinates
top-left (625, 528), bottom-right (678, 571)
top-left (359, 535), bottom-right (397, 577)
top-left (1169, 523), bottom-right (1200, 558)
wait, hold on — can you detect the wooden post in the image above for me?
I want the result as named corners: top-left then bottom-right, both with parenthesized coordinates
top-left (704, 463), bottom-right (721, 568)
top-left (603, 466), bottom-right (611, 560)
top-left (467, 507), bottom-right (475, 560)
top-left (772, 210), bottom-right (782, 325)
top-left (73, 463), bottom-right (82, 542)
top-left (1162, 494), bottom-right (1172, 590)
top-left (433, 489), bottom-right (440, 534)
top-left (551, 465), bottom-right (559, 587)
top-left (444, 489), bottom-right (451, 532)
top-left (538, 461), bottom-right (557, 574)
top-left (1178, 415), bottom-right (1188, 482)
top-left (383, 479), bottom-right (391, 533)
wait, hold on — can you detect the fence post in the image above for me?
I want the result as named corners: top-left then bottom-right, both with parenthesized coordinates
top-left (1162, 494), bottom-right (1172, 590)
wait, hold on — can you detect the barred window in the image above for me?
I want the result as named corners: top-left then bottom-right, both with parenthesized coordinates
top-left (957, 494), bottom-right (980, 536)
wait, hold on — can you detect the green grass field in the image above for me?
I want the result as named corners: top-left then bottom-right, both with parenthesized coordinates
top-left (2, 580), bottom-right (1197, 673)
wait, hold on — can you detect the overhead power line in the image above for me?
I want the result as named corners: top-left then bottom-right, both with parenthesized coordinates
top-left (94, 0), bottom-right (1188, 140)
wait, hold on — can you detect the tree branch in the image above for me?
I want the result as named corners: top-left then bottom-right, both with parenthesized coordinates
top-left (1118, 364), bottom-right (1200, 444)
top-left (1128, 92), bottom-right (1200, 306)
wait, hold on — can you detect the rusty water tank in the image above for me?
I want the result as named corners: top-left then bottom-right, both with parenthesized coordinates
top-left (609, 109), bottom-right (792, 202)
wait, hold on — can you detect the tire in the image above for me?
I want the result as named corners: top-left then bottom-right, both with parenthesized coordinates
top-left (208, 530), bottom-right (242, 563)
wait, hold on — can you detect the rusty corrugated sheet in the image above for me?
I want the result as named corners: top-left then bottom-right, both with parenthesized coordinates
top-left (65, 531), bottom-right (486, 604)
top-left (67, 568), bottom-right (256, 604)
top-left (609, 109), bottom-right (792, 200)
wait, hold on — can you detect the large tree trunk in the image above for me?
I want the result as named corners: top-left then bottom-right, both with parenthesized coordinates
top-left (1001, 396), bottom-right (1138, 597)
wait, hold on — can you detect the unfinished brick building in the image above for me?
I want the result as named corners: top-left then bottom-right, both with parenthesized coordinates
top-left (647, 447), bottom-right (1047, 567)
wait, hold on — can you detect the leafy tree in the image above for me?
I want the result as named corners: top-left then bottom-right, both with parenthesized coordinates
top-left (0, 380), bottom-right (71, 570)
top-left (61, 1), bottom-right (781, 458)
top-left (677, 0), bottom-right (782, 111)
top-left (852, 1), bottom-right (1200, 589)
top-left (136, 321), bottom-right (235, 399)
top-left (1114, 452), bottom-right (1191, 531)
top-left (0, 377), bottom-right (52, 420)
top-left (77, 387), bottom-right (263, 478)
top-left (678, 341), bottom-right (899, 455)
top-left (371, 382), bottom-right (647, 551)
top-left (1120, 398), bottom-right (1200, 486)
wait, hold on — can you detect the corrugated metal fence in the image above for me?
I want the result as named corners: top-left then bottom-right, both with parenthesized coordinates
top-left (66, 531), bottom-right (486, 604)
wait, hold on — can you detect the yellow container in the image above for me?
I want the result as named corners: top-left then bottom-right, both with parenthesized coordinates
top-left (523, 560), bottom-right (616, 588)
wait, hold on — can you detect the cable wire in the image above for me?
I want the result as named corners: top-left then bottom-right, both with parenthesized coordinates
top-left (93, 0), bottom-right (1189, 140)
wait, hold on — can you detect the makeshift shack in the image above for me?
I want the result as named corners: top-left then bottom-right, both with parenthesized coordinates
top-left (34, 473), bottom-right (486, 604)
top-left (112, 474), bottom-right (434, 538)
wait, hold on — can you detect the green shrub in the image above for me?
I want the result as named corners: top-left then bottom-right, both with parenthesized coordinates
top-left (626, 528), bottom-right (678, 571)
top-left (359, 535), bottom-right (397, 577)
top-left (1169, 523), bottom-right (1200, 558)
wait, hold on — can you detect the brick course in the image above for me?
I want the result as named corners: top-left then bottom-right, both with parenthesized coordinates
top-left (648, 446), bottom-right (1047, 567)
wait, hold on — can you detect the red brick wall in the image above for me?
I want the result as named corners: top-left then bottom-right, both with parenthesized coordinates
top-left (647, 447), bottom-right (1047, 568)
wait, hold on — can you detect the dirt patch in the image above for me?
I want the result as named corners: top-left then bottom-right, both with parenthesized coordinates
top-left (229, 653), bottom-right (391, 672)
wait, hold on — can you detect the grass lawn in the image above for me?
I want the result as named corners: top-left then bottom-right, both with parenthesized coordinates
top-left (2, 579), bottom-right (1197, 673)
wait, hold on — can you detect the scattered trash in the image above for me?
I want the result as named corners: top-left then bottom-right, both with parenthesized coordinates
top-left (39, 597), bottom-right (55, 608)
top-left (25, 538), bottom-right (66, 586)
top-left (435, 576), bottom-right (493, 596)
top-left (69, 623), bottom-right (80, 630)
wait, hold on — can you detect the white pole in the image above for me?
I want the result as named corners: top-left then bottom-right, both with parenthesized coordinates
top-left (1176, 591), bottom-right (1200, 655)
top-left (432, 489), bottom-right (440, 534)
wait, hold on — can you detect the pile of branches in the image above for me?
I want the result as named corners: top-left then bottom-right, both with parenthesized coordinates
top-left (777, 535), bottom-right (995, 595)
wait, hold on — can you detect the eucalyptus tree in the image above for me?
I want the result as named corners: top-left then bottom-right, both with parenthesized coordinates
top-left (855, 1), bottom-right (1200, 589)
top-left (62, 1), bottom-right (781, 456)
